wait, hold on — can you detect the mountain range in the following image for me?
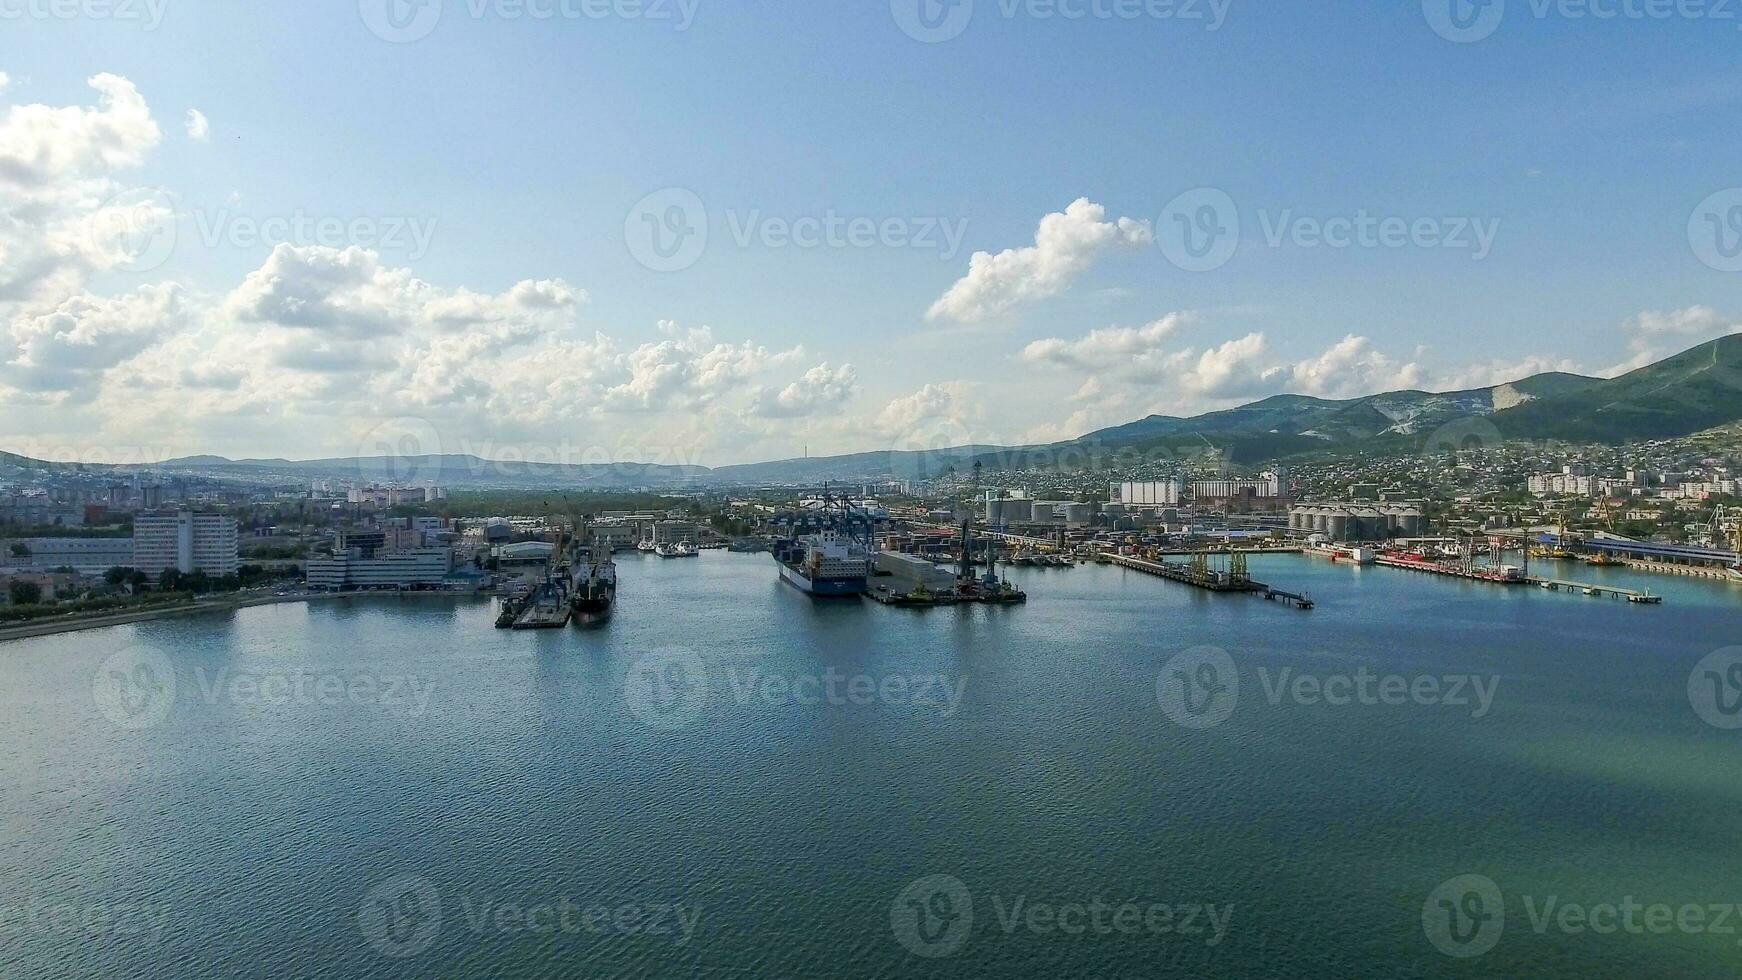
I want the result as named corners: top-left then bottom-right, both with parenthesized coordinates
top-left (5, 334), bottom-right (1739, 488)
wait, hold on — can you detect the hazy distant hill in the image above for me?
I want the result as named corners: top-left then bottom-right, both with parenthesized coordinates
top-left (7, 336), bottom-right (1740, 486)
top-left (154, 453), bottom-right (707, 489)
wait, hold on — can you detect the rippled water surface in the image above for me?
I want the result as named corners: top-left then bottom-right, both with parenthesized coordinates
top-left (3, 553), bottom-right (1741, 978)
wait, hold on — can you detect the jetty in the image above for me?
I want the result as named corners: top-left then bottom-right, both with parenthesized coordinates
top-left (1109, 553), bottom-right (1312, 610)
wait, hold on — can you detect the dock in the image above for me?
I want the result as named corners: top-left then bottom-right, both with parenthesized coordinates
top-left (1370, 554), bottom-right (1663, 604)
top-left (1109, 553), bottom-right (1312, 609)
top-left (1531, 579), bottom-right (1663, 603)
top-left (1374, 554), bottom-right (1526, 584)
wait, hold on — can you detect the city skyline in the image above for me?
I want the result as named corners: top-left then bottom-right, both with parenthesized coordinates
top-left (7, 4), bottom-right (1742, 465)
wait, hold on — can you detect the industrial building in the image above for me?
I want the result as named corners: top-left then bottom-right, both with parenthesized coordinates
top-left (1, 537), bottom-right (135, 576)
top-left (1288, 503), bottom-right (1426, 542)
top-left (305, 548), bottom-right (456, 590)
top-left (1112, 480), bottom-right (1184, 506)
top-left (649, 520), bottom-right (698, 545)
top-left (132, 512), bottom-right (239, 577)
top-left (875, 551), bottom-right (956, 592)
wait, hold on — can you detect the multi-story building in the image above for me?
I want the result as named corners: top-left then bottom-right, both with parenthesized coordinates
top-left (132, 512), bottom-right (239, 577)
top-left (589, 522), bottom-right (640, 552)
top-left (3, 537), bottom-right (135, 576)
top-left (650, 520), bottom-right (697, 545)
top-left (305, 548), bottom-right (455, 591)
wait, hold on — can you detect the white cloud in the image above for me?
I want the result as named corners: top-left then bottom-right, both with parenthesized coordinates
top-left (184, 108), bottom-right (209, 142)
top-left (1023, 315), bottom-right (1438, 414)
top-left (926, 198), bottom-right (1153, 323)
top-left (1288, 334), bottom-right (1424, 399)
top-left (0, 72), bottom-right (10, 93)
top-left (1019, 313), bottom-right (1191, 373)
top-left (1608, 306), bottom-right (1741, 375)
top-left (1434, 354), bottom-right (1585, 392)
top-left (0, 73), bottom-right (159, 191)
top-left (754, 362), bottom-right (858, 418)
top-left (2, 283), bottom-right (183, 402)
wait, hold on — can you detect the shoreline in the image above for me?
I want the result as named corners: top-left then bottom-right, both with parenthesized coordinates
top-left (0, 590), bottom-right (486, 644)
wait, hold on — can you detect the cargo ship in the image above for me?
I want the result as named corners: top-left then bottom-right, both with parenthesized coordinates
top-left (774, 529), bottom-right (871, 597)
top-left (569, 530), bottom-right (616, 626)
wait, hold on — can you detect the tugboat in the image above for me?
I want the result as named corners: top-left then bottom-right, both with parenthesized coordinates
top-left (569, 523), bottom-right (617, 626)
top-left (494, 587), bottom-right (529, 629)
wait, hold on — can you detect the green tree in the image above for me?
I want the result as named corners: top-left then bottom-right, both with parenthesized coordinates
top-left (7, 581), bottom-right (42, 606)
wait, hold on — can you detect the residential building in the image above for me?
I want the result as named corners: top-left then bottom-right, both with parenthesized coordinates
top-left (132, 512), bottom-right (240, 577)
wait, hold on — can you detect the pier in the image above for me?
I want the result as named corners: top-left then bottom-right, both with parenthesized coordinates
top-left (1369, 553), bottom-right (1663, 604)
top-left (1108, 553), bottom-right (1312, 609)
top-left (1532, 579), bottom-right (1663, 603)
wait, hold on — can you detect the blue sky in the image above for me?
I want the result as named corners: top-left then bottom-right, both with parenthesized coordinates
top-left (4, 1), bottom-right (1742, 465)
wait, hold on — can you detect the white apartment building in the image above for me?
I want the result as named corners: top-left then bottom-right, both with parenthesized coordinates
top-left (305, 548), bottom-right (455, 591)
top-left (132, 512), bottom-right (240, 577)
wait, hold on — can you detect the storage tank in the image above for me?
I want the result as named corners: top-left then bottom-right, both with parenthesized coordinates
top-left (1396, 508), bottom-right (1425, 537)
top-left (1063, 503), bottom-right (1092, 527)
top-left (1326, 511), bottom-right (1350, 541)
top-left (1031, 502), bottom-right (1057, 523)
